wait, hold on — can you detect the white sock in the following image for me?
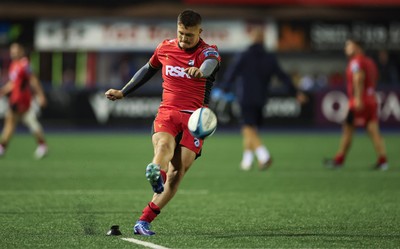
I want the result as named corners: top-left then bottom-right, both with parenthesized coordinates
top-left (255, 145), bottom-right (270, 164)
top-left (241, 150), bottom-right (254, 170)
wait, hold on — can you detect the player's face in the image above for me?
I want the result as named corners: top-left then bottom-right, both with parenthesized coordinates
top-left (177, 24), bottom-right (202, 50)
top-left (345, 40), bottom-right (356, 57)
top-left (10, 44), bottom-right (24, 60)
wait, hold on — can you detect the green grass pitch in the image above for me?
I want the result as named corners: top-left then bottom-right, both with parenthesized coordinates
top-left (0, 131), bottom-right (399, 248)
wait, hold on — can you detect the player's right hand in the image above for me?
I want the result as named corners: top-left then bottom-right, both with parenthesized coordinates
top-left (211, 88), bottom-right (223, 101)
top-left (354, 98), bottom-right (363, 111)
top-left (105, 89), bottom-right (124, 101)
top-left (296, 92), bottom-right (308, 104)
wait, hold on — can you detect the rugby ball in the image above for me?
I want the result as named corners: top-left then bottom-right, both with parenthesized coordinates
top-left (188, 107), bottom-right (217, 139)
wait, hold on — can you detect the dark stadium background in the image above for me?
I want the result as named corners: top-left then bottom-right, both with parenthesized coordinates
top-left (1, 2), bottom-right (400, 249)
top-left (1, 0), bottom-right (400, 131)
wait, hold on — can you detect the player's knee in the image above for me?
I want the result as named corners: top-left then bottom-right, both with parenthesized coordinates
top-left (156, 140), bottom-right (174, 154)
top-left (23, 115), bottom-right (42, 134)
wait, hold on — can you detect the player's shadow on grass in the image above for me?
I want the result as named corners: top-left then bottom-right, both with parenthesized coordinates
top-left (75, 201), bottom-right (99, 236)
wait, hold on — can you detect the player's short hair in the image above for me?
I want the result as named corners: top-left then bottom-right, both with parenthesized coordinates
top-left (10, 41), bottom-right (28, 53)
top-left (177, 9), bottom-right (202, 28)
top-left (347, 37), bottom-right (365, 49)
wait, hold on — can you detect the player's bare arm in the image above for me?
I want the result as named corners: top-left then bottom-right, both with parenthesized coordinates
top-left (353, 70), bottom-right (365, 110)
top-left (30, 75), bottom-right (47, 107)
top-left (105, 62), bottom-right (159, 101)
top-left (184, 58), bottom-right (219, 78)
top-left (0, 81), bottom-right (12, 97)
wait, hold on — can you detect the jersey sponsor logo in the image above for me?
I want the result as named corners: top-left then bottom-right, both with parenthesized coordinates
top-left (9, 71), bottom-right (17, 81)
top-left (165, 65), bottom-right (191, 78)
top-left (188, 60), bottom-right (194, 66)
top-left (203, 48), bottom-right (219, 58)
top-left (350, 61), bottom-right (360, 72)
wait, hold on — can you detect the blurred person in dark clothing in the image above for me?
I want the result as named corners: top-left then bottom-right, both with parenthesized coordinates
top-left (376, 49), bottom-right (399, 86)
top-left (213, 26), bottom-right (306, 171)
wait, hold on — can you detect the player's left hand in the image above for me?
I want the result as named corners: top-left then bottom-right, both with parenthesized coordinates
top-left (184, 67), bottom-right (203, 78)
top-left (37, 95), bottom-right (47, 108)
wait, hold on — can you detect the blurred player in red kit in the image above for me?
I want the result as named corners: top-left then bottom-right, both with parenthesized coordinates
top-left (105, 10), bottom-right (220, 235)
top-left (0, 42), bottom-right (48, 159)
top-left (324, 38), bottom-right (388, 170)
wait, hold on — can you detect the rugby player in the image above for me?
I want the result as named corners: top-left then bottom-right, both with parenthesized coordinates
top-left (105, 9), bottom-right (221, 235)
top-left (324, 38), bottom-right (388, 170)
top-left (0, 42), bottom-right (48, 159)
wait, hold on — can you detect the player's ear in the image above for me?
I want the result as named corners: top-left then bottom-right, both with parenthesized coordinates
top-left (199, 28), bottom-right (203, 35)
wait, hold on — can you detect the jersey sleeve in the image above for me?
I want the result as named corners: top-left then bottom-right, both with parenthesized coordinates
top-left (21, 58), bottom-right (32, 76)
top-left (350, 59), bottom-right (362, 73)
top-left (198, 45), bottom-right (221, 63)
top-left (149, 42), bottom-right (163, 69)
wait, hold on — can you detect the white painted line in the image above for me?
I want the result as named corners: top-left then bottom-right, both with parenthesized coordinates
top-left (121, 237), bottom-right (170, 249)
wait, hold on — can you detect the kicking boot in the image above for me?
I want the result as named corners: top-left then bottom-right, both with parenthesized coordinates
top-left (323, 158), bottom-right (343, 169)
top-left (133, 220), bottom-right (155, 236)
top-left (145, 163), bottom-right (164, 194)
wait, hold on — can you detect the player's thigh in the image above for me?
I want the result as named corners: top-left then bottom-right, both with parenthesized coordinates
top-left (21, 108), bottom-right (41, 130)
top-left (366, 101), bottom-right (379, 123)
top-left (242, 124), bottom-right (258, 135)
top-left (350, 101), bottom-right (378, 127)
top-left (343, 123), bottom-right (354, 134)
top-left (152, 132), bottom-right (176, 152)
top-left (153, 107), bottom-right (181, 135)
top-left (4, 109), bottom-right (21, 127)
top-left (170, 145), bottom-right (196, 173)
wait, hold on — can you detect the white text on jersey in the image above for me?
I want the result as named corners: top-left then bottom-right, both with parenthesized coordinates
top-left (165, 65), bottom-right (191, 78)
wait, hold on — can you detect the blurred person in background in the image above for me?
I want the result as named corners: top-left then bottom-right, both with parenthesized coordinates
top-left (376, 49), bottom-right (399, 86)
top-left (105, 9), bottom-right (220, 236)
top-left (324, 38), bottom-right (388, 170)
top-left (0, 42), bottom-right (48, 159)
top-left (213, 26), bottom-right (306, 171)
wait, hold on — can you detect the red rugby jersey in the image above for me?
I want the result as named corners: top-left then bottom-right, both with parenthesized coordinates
top-left (8, 57), bottom-right (32, 110)
top-left (149, 38), bottom-right (221, 111)
top-left (346, 54), bottom-right (378, 107)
